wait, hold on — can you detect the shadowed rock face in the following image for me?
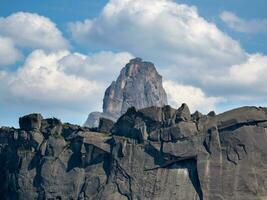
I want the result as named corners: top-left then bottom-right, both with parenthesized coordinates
top-left (84, 58), bottom-right (168, 127)
top-left (1, 105), bottom-right (267, 199)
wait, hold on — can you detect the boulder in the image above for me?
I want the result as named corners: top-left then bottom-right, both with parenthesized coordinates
top-left (175, 103), bottom-right (191, 122)
top-left (19, 113), bottom-right (43, 131)
top-left (98, 118), bottom-right (114, 134)
top-left (41, 118), bottom-right (62, 138)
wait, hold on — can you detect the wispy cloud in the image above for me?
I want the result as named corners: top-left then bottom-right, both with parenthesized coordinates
top-left (220, 11), bottom-right (267, 33)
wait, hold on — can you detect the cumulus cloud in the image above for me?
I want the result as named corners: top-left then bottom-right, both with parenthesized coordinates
top-left (205, 54), bottom-right (267, 100)
top-left (68, 0), bottom-right (246, 74)
top-left (0, 11), bottom-right (134, 125)
top-left (229, 54), bottom-right (267, 85)
top-left (220, 11), bottom-right (267, 33)
top-left (0, 50), bottom-right (101, 108)
top-left (68, 0), bottom-right (267, 110)
top-left (0, 12), bottom-right (68, 50)
top-left (0, 49), bottom-right (134, 124)
top-left (163, 80), bottom-right (223, 113)
top-left (59, 51), bottom-right (133, 83)
top-left (2, 1), bottom-right (267, 125)
top-left (0, 12), bottom-right (69, 67)
top-left (0, 36), bottom-right (22, 66)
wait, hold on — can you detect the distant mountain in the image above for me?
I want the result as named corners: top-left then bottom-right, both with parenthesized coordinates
top-left (84, 57), bottom-right (168, 127)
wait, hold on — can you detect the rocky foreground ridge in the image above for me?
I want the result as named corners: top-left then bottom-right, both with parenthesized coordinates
top-left (1, 104), bottom-right (267, 200)
top-left (84, 58), bottom-right (167, 127)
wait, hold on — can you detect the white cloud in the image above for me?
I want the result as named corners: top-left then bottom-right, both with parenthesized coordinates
top-left (163, 80), bottom-right (223, 113)
top-left (68, 0), bottom-right (267, 109)
top-left (59, 51), bottom-right (133, 83)
top-left (1, 2), bottom-right (267, 125)
top-left (0, 50), bottom-right (101, 108)
top-left (205, 54), bottom-right (267, 99)
top-left (69, 0), bottom-right (246, 74)
top-left (0, 12), bottom-right (69, 67)
top-left (0, 49), bottom-right (134, 124)
top-left (229, 54), bottom-right (267, 85)
top-left (67, 0), bottom-right (267, 109)
top-left (0, 36), bottom-right (22, 66)
top-left (220, 11), bottom-right (267, 33)
top-left (0, 11), bottom-right (135, 125)
top-left (0, 12), bottom-right (68, 50)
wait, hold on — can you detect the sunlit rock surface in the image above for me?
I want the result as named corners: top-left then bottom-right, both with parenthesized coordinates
top-left (84, 58), bottom-right (167, 127)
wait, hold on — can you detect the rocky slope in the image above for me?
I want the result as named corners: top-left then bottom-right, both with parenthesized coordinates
top-left (1, 105), bottom-right (267, 199)
top-left (84, 58), bottom-right (167, 127)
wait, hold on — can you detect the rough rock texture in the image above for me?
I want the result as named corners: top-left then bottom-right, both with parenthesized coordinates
top-left (84, 58), bottom-right (168, 127)
top-left (1, 105), bottom-right (267, 199)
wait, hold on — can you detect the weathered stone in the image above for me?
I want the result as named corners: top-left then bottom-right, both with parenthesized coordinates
top-left (139, 105), bottom-right (176, 123)
top-left (19, 113), bottom-right (43, 131)
top-left (84, 58), bottom-right (168, 127)
top-left (192, 111), bottom-right (203, 122)
top-left (207, 110), bottom-right (216, 117)
top-left (175, 103), bottom-right (191, 122)
top-left (148, 122), bottom-right (197, 142)
top-left (29, 131), bottom-right (44, 150)
top-left (61, 123), bottom-right (80, 139)
top-left (98, 117), bottom-right (114, 134)
top-left (84, 111), bottom-right (114, 128)
top-left (41, 118), bottom-right (62, 138)
top-left (1, 106), bottom-right (267, 200)
top-left (103, 58), bottom-right (167, 118)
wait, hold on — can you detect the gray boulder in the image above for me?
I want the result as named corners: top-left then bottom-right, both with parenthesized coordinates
top-left (19, 113), bottom-right (43, 131)
top-left (98, 117), bottom-right (114, 134)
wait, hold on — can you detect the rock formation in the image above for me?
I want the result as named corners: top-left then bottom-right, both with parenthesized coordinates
top-left (1, 105), bottom-right (267, 199)
top-left (84, 58), bottom-right (168, 127)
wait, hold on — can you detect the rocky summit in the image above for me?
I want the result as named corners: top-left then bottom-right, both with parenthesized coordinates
top-left (1, 105), bottom-right (267, 199)
top-left (84, 58), bottom-right (168, 127)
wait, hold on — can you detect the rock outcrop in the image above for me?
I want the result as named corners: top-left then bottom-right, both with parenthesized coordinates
top-left (1, 105), bottom-right (267, 199)
top-left (84, 58), bottom-right (168, 127)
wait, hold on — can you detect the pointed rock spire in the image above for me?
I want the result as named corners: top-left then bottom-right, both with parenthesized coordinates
top-left (175, 103), bottom-right (191, 122)
top-left (84, 58), bottom-right (168, 127)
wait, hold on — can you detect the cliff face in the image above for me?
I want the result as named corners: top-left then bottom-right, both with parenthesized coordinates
top-left (84, 58), bottom-right (168, 127)
top-left (1, 105), bottom-right (267, 200)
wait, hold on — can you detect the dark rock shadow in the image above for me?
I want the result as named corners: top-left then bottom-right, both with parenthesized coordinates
top-left (169, 159), bottom-right (203, 200)
top-left (67, 152), bottom-right (82, 172)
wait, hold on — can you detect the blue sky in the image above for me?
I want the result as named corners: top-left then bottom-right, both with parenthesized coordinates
top-left (1, 0), bottom-right (267, 127)
top-left (1, 0), bottom-right (267, 54)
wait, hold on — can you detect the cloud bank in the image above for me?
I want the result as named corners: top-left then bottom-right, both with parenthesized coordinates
top-left (69, 0), bottom-right (246, 71)
top-left (0, 36), bottom-right (22, 66)
top-left (0, 12), bottom-right (68, 68)
top-left (0, 11), bottom-right (134, 125)
top-left (2, 0), bottom-right (267, 126)
top-left (68, 0), bottom-right (267, 110)
top-left (0, 12), bottom-right (68, 50)
top-left (163, 81), bottom-right (223, 113)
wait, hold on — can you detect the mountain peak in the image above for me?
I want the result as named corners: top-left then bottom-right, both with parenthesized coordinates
top-left (129, 57), bottom-right (142, 63)
top-left (84, 58), bottom-right (167, 127)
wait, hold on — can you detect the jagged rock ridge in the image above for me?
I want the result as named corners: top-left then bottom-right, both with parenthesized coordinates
top-left (84, 57), bottom-right (168, 127)
top-left (1, 105), bottom-right (267, 199)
